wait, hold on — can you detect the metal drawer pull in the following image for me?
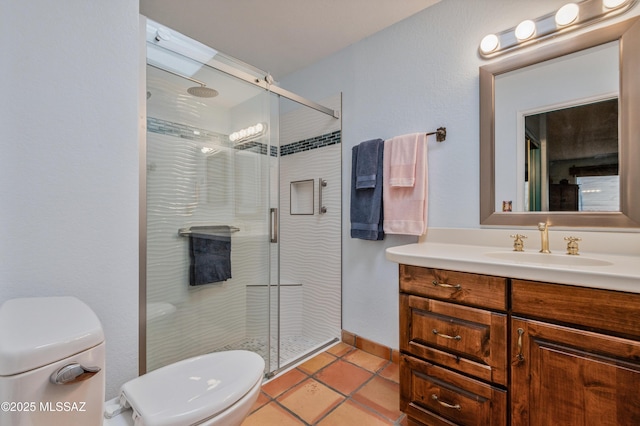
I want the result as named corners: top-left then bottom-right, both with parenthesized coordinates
top-left (515, 328), bottom-right (525, 363)
top-left (431, 280), bottom-right (461, 290)
top-left (432, 329), bottom-right (462, 341)
top-left (431, 394), bottom-right (461, 410)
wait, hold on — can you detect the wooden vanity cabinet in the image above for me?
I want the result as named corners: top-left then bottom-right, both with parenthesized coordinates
top-left (399, 266), bottom-right (640, 426)
top-left (511, 280), bottom-right (640, 426)
top-left (399, 265), bottom-right (508, 426)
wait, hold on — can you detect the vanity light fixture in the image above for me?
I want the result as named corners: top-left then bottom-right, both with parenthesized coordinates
top-left (515, 20), bottom-right (537, 40)
top-left (229, 122), bottom-right (267, 144)
top-left (603, 0), bottom-right (630, 8)
top-left (478, 0), bottom-right (637, 58)
top-left (555, 3), bottom-right (580, 26)
top-left (480, 34), bottom-right (500, 54)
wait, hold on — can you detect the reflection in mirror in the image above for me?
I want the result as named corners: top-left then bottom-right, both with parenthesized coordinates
top-left (494, 41), bottom-right (619, 214)
top-left (524, 98), bottom-right (619, 212)
top-left (479, 16), bottom-right (640, 228)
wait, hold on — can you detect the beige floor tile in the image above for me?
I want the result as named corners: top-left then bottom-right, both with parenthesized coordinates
top-left (352, 376), bottom-right (402, 421)
top-left (241, 401), bottom-right (305, 426)
top-left (378, 362), bottom-right (400, 383)
top-left (297, 351), bottom-right (336, 375)
top-left (278, 378), bottom-right (343, 424)
top-left (315, 359), bottom-right (373, 395)
top-left (249, 391), bottom-right (271, 414)
top-left (317, 400), bottom-right (393, 426)
top-left (262, 368), bottom-right (308, 398)
top-left (326, 342), bottom-right (355, 357)
top-left (343, 349), bottom-right (388, 373)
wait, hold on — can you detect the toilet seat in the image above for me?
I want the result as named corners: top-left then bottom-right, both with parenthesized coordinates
top-left (118, 350), bottom-right (264, 426)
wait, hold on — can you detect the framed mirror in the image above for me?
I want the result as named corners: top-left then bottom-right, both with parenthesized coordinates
top-left (480, 16), bottom-right (640, 228)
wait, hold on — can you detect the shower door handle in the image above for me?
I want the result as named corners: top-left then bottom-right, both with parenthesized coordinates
top-left (319, 178), bottom-right (327, 214)
top-left (270, 208), bottom-right (278, 243)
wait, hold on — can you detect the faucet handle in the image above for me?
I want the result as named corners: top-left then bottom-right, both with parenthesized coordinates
top-left (510, 234), bottom-right (527, 252)
top-left (564, 236), bottom-right (582, 255)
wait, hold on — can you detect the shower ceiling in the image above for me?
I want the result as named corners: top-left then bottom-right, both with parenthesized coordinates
top-left (140, 0), bottom-right (442, 79)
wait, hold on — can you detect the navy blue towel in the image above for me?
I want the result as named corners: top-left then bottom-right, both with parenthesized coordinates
top-left (350, 139), bottom-right (385, 240)
top-left (189, 229), bottom-right (232, 285)
top-left (355, 138), bottom-right (381, 189)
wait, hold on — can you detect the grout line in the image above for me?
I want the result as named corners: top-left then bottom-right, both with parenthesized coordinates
top-left (247, 344), bottom-right (403, 425)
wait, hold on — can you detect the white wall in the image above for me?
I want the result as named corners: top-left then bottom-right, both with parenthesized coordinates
top-left (281, 0), bottom-right (640, 349)
top-left (0, 1), bottom-right (140, 399)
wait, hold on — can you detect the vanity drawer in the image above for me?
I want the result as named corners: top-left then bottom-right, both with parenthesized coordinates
top-left (400, 294), bottom-right (507, 386)
top-left (512, 279), bottom-right (640, 339)
top-left (400, 265), bottom-right (507, 311)
top-left (401, 354), bottom-right (507, 426)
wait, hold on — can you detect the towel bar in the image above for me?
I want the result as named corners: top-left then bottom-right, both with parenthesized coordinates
top-left (178, 225), bottom-right (240, 237)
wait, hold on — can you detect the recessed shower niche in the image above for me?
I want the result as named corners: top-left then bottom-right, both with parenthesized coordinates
top-left (290, 179), bottom-right (314, 215)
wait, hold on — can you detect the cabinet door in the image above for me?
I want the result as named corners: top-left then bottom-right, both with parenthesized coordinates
top-left (511, 318), bottom-right (640, 426)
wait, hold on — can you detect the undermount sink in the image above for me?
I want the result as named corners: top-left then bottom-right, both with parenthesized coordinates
top-left (484, 251), bottom-right (613, 267)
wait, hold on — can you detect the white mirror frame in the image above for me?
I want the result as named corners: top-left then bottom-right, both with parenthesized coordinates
top-left (480, 16), bottom-right (640, 228)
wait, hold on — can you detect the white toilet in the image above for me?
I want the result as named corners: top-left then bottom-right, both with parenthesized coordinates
top-left (0, 296), bottom-right (265, 426)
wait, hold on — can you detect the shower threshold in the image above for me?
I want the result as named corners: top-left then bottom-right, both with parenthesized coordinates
top-left (221, 335), bottom-right (339, 376)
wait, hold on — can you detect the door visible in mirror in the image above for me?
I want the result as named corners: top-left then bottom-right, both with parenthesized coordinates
top-left (523, 98), bottom-right (619, 212)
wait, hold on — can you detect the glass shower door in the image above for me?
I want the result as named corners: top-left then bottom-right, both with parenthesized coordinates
top-left (143, 19), bottom-right (341, 378)
top-left (269, 95), bottom-right (342, 374)
top-left (144, 42), bottom-right (274, 374)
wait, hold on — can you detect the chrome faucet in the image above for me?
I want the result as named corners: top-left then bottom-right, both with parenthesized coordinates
top-left (537, 222), bottom-right (551, 253)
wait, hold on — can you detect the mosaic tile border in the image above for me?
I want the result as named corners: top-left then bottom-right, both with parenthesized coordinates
top-left (148, 117), bottom-right (340, 158)
top-left (147, 117), bottom-right (227, 144)
top-left (280, 130), bottom-right (342, 156)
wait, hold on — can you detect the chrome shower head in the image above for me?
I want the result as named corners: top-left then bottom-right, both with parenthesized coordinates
top-left (187, 85), bottom-right (219, 98)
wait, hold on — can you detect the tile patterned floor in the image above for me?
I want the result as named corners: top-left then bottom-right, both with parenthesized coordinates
top-left (242, 342), bottom-right (407, 426)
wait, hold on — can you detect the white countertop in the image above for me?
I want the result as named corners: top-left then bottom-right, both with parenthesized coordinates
top-left (385, 233), bottom-right (640, 294)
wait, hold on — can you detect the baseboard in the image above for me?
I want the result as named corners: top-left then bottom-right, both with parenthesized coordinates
top-left (341, 330), bottom-right (400, 364)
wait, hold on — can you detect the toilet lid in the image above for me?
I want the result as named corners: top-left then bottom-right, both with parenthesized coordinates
top-left (121, 350), bottom-right (264, 426)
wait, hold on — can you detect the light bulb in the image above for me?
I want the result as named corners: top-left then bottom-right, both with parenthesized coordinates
top-left (603, 0), bottom-right (628, 9)
top-left (515, 20), bottom-right (536, 41)
top-left (480, 34), bottom-right (500, 54)
top-left (555, 3), bottom-right (579, 26)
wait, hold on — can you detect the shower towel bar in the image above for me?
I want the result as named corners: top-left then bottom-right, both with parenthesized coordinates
top-left (178, 225), bottom-right (240, 237)
top-left (426, 127), bottom-right (447, 142)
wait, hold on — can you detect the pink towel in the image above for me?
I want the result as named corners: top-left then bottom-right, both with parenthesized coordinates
top-left (383, 133), bottom-right (428, 235)
top-left (388, 133), bottom-right (419, 187)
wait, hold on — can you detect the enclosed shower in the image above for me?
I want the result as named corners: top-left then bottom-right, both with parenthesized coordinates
top-left (141, 19), bottom-right (342, 377)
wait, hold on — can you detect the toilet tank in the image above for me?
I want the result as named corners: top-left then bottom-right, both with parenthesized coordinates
top-left (0, 296), bottom-right (106, 426)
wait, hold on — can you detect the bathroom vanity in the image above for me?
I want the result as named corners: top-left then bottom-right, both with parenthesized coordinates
top-left (387, 231), bottom-right (640, 426)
